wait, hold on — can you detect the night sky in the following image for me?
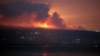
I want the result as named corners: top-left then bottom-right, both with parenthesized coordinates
top-left (0, 0), bottom-right (100, 30)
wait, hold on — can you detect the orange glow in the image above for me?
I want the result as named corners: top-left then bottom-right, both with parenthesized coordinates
top-left (32, 21), bottom-right (56, 29)
top-left (34, 23), bottom-right (50, 29)
top-left (0, 10), bottom-right (77, 30)
top-left (39, 23), bottom-right (49, 28)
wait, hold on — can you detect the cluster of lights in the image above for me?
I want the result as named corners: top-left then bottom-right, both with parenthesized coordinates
top-left (0, 30), bottom-right (99, 48)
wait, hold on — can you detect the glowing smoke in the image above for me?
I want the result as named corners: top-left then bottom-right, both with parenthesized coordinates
top-left (0, 1), bottom-right (85, 30)
top-left (0, 1), bottom-right (65, 29)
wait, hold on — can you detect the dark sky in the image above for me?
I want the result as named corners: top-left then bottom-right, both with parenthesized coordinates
top-left (0, 0), bottom-right (100, 30)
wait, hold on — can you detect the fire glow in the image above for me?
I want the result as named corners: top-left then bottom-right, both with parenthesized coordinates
top-left (0, 1), bottom-right (84, 30)
top-left (32, 22), bottom-right (56, 29)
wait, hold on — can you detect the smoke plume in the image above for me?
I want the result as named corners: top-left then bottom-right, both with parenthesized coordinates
top-left (51, 12), bottom-right (66, 29)
top-left (0, 1), bottom-right (67, 29)
top-left (0, 2), bottom-right (49, 20)
top-left (0, 1), bottom-right (85, 30)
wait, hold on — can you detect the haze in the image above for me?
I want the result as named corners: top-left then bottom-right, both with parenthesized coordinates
top-left (0, 0), bottom-right (100, 30)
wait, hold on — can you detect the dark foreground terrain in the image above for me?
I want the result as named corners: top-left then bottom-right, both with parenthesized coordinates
top-left (0, 46), bottom-right (100, 56)
top-left (0, 27), bottom-right (100, 56)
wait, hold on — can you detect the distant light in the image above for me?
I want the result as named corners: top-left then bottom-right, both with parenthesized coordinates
top-left (95, 30), bottom-right (100, 32)
top-left (35, 32), bottom-right (38, 34)
top-left (21, 36), bottom-right (24, 39)
top-left (76, 39), bottom-right (80, 41)
top-left (34, 32), bottom-right (40, 34)
top-left (94, 44), bottom-right (98, 48)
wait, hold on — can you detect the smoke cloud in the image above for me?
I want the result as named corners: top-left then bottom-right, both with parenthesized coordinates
top-left (0, 1), bottom-right (85, 30)
top-left (0, 2), bottom-right (49, 21)
top-left (51, 12), bottom-right (66, 29)
top-left (0, 1), bottom-right (67, 29)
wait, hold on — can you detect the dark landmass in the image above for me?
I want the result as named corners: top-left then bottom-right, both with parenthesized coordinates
top-left (0, 26), bottom-right (100, 53)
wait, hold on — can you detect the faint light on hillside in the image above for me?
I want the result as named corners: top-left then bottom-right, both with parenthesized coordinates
top-left (21, 36), bottom-right (25, 39)
top-left (95, 30), bottom-right (100, 32)
top-left (34, 32), bottom-right (40, 34)
top-left (94, 44), bottom-right (98, 48)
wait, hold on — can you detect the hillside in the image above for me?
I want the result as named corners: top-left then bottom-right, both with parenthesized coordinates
top-left (0, 27), bottom-right (100, 46)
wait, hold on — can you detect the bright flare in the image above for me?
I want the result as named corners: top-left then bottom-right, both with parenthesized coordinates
top-left (40, 23), bottom-right (49, 28)
top-left (33, 22), bottom-right (56, 29)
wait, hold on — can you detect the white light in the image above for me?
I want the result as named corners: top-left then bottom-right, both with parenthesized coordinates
top-left (21, 36), bottom-right (24, 39)
top-left (34, 32), bottom-right (40, 34)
